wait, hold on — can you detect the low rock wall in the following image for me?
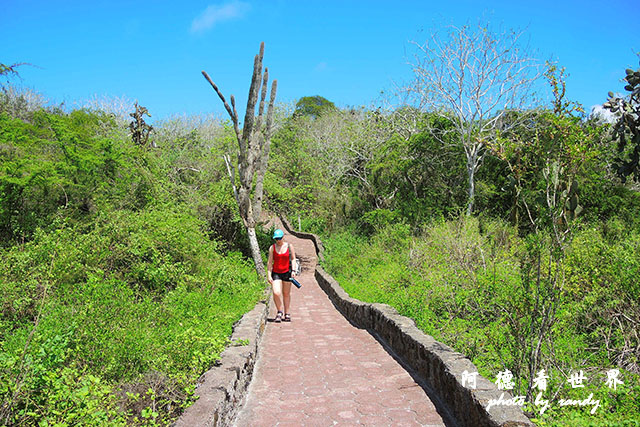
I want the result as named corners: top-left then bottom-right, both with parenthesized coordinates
top-left (315, 267), bottom-right (533, 427)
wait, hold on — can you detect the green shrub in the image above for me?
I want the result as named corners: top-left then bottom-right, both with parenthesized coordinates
top-left (0, 109), bottom-right (154, 245)
top-left (0, 206), bottom-right (265, 425)
top-left (358, 208), bottom-right (400, 235)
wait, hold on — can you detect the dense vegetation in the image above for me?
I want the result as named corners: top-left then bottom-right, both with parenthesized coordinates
top-left (2, 52), bottom-right (639, 426)
top-left (269, 66), bottom-right (640, 425)
top-left (0, 91), bottom-right (268, 425)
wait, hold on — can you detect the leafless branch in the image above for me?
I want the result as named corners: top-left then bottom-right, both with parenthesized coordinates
top-left (222, 154), bottom-right (238, 204)
top-left (201, 71), bottom-right (241, 143)
top-left (406, 23), bottom-right (542, 214)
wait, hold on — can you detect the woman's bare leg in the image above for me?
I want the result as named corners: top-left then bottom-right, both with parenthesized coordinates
top-left (282, 281), bottom-right (292, 315)
top-left (272, 280), bottom-right (283, 313)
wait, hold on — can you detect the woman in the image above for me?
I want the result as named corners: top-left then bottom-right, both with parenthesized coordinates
top-left (266, 228), bottom-right (298, 323)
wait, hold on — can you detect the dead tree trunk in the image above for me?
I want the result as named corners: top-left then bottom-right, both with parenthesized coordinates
top-left (202, 42), bottom-right (277, 278)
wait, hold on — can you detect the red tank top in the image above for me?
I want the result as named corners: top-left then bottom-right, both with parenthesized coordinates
top-left (272, 244), bottom-right (290, 273)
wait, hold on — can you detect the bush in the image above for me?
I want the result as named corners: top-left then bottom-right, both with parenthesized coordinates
top-left (0, 108), bottom-right (154, 245)
top-left (0, 205), bottom-right (265, 425)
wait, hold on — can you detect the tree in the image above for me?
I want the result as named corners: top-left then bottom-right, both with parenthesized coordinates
top-left (296, 108), bottom-right (392, 198)
top-left (486, 66), bottom-right (603, 401)
top-left (603, 62), bottom-right (640, 183)
top-left (489, 64), bottom-right (600, 231)
top-left (379, 113), bottom-right (467, 222)
top-left (202, 42), bottom-right (277, 277)
top-left (293, 95), bottom-right (336, 118)
top-left (406, 23), bottom-right (541, 215)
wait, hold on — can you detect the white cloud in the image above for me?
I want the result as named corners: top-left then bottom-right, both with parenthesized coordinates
top-left (190, 1), bottom-right (250, 34)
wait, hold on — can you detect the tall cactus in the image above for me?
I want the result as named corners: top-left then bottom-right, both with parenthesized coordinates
top-left (603, 64), bottom-right (640, 182)
top-left (202, 42), bottom-right (277, 277)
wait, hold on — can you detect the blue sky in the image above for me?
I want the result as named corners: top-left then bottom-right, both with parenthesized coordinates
top-left (2, 0), bottom-right (639, 121)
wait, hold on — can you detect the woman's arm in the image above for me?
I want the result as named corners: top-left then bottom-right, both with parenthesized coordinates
top-left (266, 245), bottom-right (274, 283)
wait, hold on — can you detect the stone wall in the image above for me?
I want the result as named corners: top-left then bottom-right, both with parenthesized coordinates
top-left (282, 216), bottom-right (534, 427)
top-left (174, 300), bottom-right (270, 427)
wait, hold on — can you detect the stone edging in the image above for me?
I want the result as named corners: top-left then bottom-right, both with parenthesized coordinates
top-left (281, 216), bottom-right (534, 427)
top-left (174, 299), bottom-right (270, 427)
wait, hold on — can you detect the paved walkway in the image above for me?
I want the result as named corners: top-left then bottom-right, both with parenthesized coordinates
top-left (234, 226), bottom-right (450, 426)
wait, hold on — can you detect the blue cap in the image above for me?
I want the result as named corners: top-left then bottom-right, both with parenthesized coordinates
top-left (273, 229), bottom-right (284, 239)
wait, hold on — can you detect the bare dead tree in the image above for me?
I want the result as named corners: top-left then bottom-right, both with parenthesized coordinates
top-left (202, 42), bottom-right (277, 278)
top-left (406, 23), bottom-right (541, 215)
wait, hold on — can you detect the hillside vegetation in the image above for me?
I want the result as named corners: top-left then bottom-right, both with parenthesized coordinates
top-left (270, 71), bottom-right (640, 425)
top-left (2, 55), bottom-right (640, 426)
top-left (0, 93), bottom-right (268, 425)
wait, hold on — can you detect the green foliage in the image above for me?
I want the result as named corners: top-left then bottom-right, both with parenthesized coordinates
top-left (489, 107), bottom-right (606, 233)
top-left (0, 108), bottom-right (155, 244)
top-left (377, 118), bottom-right (467, 223)
top-left (580, 178), bottom-right (640, 228)
top-left (266, 122), bottom-right (322, 214)
top-left (358, 209), bottom-right (400, 235)
top-left (0, 205), bottom-right (265, 425)
top-left (0, 102), bottom-right (267, 425)
top-left (271, 107), bottom-right (469, 232)
top-left (603, 62), bottom-right (640, 182)
top-left (293, 95), bottom-right (336, 118)
top-left (268, 111), bottom-right (352, 231)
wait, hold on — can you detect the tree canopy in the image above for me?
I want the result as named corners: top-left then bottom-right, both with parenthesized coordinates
top-left (294, 95), bottom-right (336, 118)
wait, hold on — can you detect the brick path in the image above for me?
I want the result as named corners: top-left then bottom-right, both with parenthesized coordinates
top-left (233, 227), bottom-right (450, 426)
